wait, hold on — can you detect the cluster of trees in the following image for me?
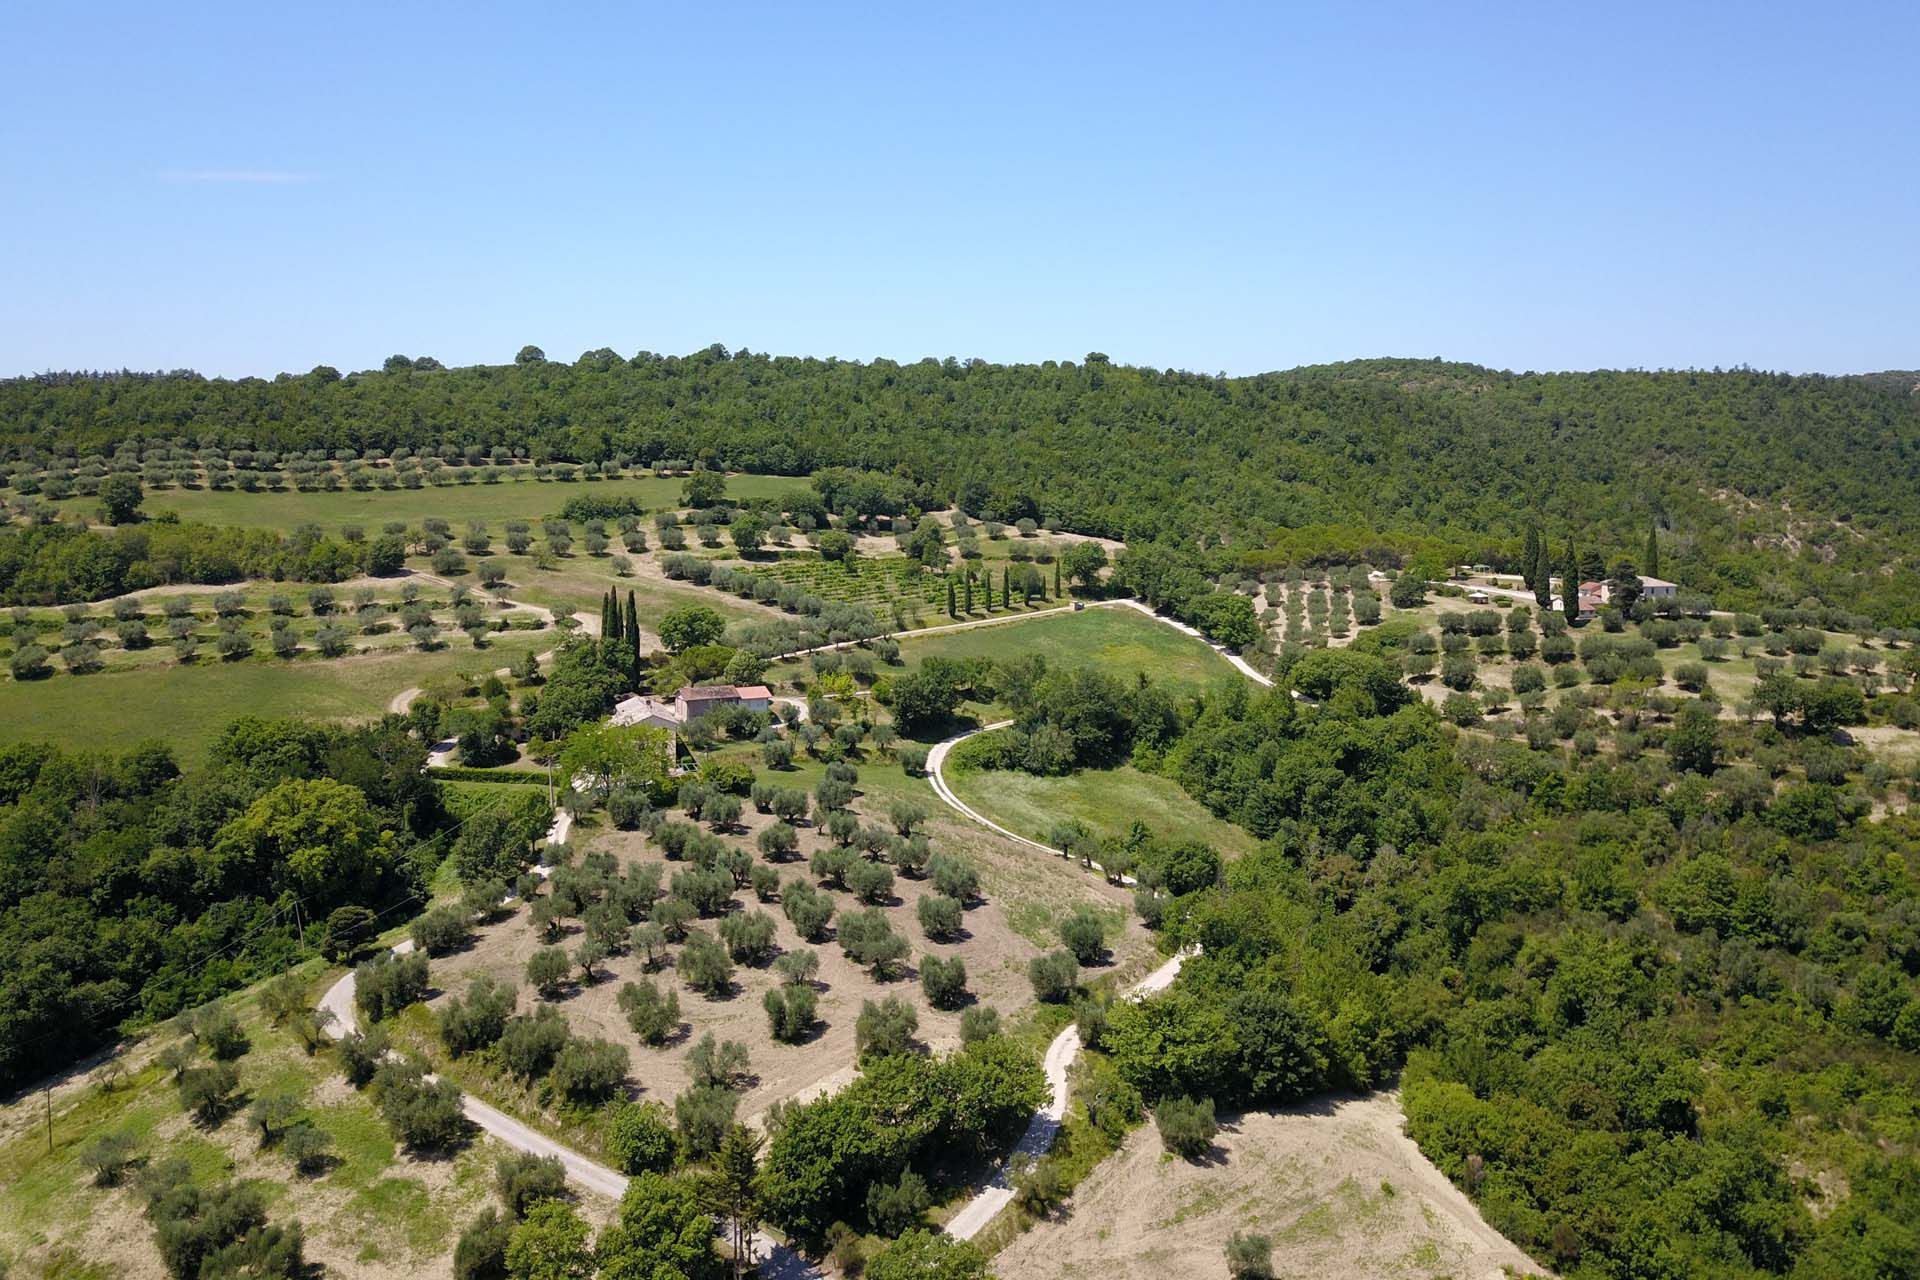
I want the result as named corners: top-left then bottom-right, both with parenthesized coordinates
top-left (0, 516), bottom-right (392, 605)
top-left (16, 354), bottom-right (1917, 615)
top-left (0, 715), bottom-right (443, 1090)
top-left (945, 656), bottom-right (1183, 775)
top-left (758, 1037), bottom-right (1046, 1244)
top-left (1102, 648), bottom-right (1920, 1276)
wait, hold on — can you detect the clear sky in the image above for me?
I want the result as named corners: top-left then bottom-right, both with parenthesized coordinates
top-left (2, 1), bottom-right (1914, 379)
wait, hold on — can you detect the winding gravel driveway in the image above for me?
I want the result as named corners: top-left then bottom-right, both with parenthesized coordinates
top-left (320, 591), bottom-right (1254, 1264)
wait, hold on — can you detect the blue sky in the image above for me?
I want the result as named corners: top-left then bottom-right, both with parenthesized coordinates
top-left (2, 2), bottom-right (1914, 378)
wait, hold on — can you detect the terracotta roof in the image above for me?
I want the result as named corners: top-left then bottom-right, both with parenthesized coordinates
top-left (679, 685), bottom-right (738, 700)
top-left (735, 685), bottom-right (772, 699)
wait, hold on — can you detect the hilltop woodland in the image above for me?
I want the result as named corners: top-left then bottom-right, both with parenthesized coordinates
top-left (4, 350), bottom-right (1920, 621)
top-left (2, 349), bottom-right (1920, 1280)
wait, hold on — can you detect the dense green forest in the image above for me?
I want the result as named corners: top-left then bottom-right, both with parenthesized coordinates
top-left (5, 350), bottom-right (1920, 620)
top-left (947, 644), bottom-right (1920, 1278)
top-left (0, 720), bottom-right (482, 1090)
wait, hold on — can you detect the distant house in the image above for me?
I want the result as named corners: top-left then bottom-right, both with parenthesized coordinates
top-left (612, 684), bottom-right (778, 729)
top-left (1638, 575), bottom-right (1678, 600)
top-left (674, 684), bottom-right (776, 721)
top-left (611, 695), bottom-right (679, 730)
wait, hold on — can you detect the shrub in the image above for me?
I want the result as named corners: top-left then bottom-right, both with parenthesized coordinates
top-left (336, 1026), bottom-right (390, 1087)
top-left (917, 893), bottom-right (963, 941)
top-left (373, 1061), bottom-right (467, 1150)
top-left (1226, 1230), bottom-right (1274, 1280)
top-left (856, 997), bottom-right (919, 1060)
top-left (617, 979), bottom-right (682, 1046)
top-left (410, 905), bottom-right (474, 956)
top-left (782, 880), bottom-right (835, 941)
top-left (920, 954), bottom-right (969, 1010)
top-left (1057, 908), bottom-right (1107, 965)
top-left (453, 1208), bottom-right (513, 1280)
top-left (679, 931), bottom-right (736, 997)
top-left (496, 1151), bottom-right (568, 1218)
top-left (1028, 950), bottom-right (1079, 1003)
top-left (866, 1230), bottom-right (987, 1280)
top-left (865, 1171), bottom-right (931, 1236)
top-left (1005, 1148), bottom-right (1065, 1216)
top-left (526, 946), bottom-right (572, 998)
top-left (548, 1036), bottom-right (630, 1104)
top-left (354, 950), bottom-right (429, 1022)
top-left (1154, 1095), bottom-right (1218, 1159)
top-left (765, 984), bottom-right (819, 1043)
top-left (959, 1006), bottom-right (1002, 1044)
top-left (497, 1007), bottom-right (571, 1080)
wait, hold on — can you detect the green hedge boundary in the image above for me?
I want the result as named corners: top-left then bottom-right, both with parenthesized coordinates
top-left (428, 766), bottom-right (551, 785)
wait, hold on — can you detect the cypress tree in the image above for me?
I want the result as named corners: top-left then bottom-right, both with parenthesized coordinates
top-left (1645, 521), bottom-right (1660, 578)
top-left (625, 591), bottom-right (641, 684)
top-left (1533, 541), bottom-right (1553, 611)
top-left (602, 591), bottom-right (618, 643)
top-left (1003, 568), bottom-right (1011, 609)
top-left (947, 579), bottom-right (957, 618)
top-left (1562, 540), bottom-right (1581, 625)
top-left (963, 575), bottom-right (973, 613)
top-left (1053, 560), bottom-right (1062, 598)
top-left (1522, 526), bottom-right (1541, 593)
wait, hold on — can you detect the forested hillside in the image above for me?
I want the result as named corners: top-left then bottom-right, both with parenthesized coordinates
top-left (6, 350), bottom-right (1920, 620)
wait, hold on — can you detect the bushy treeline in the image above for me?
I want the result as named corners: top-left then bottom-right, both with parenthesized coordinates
top-left (1104, 654), bottom-right (1920, 1277)
top-left (0, 715), bottom-right (444, 1089)
top-left (0, 516), bottom-right (390, 605)
top-left (758, 1036), bottom-right (1046, 1243)
top-left (6, 351), bottom-right (1920, 617)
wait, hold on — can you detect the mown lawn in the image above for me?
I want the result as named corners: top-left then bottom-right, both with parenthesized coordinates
top-left (894, 605), bottom-right (1239, 698)
top-left (945, 761), bottom-right (1262, 859)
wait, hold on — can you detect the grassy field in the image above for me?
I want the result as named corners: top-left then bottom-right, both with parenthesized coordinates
top-left (51, 472), bottom-right (797, 535)
top-left (946, 762), bottom-right (1261, 859)
top-left (894, 605), bottom-right (1240, 698)
top-left (0, 631), bottom-right (550, 761)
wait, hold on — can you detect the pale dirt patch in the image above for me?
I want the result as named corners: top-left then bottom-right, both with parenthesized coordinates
top-left (992, 1096), bottom-right (1548, 1280)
